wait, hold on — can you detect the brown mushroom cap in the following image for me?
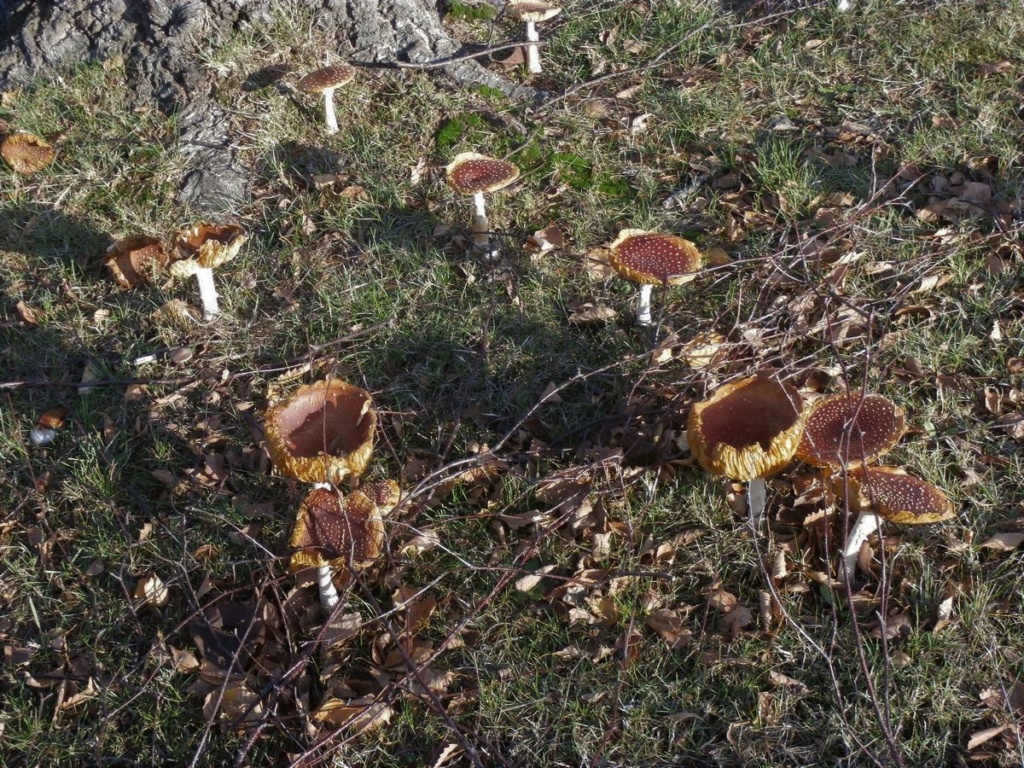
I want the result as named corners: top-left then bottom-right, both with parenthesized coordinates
top-left (506, 0), bottom-right (562, 22)
top-left (289, 486), bottom-right (385, 571)
top-left (796, 393), bottom-right (905, 469)
top-left (264, 379), bottom-right (377, 484)
top-left (837, 466), bottom-right (955, 524)
top-left (608, 230), bottom-right (703, 286)
top-left (1, 131), bottom-right (55, 174)
top-left (687, 376), bottom-right (804, 481)
top-left (104, 235), bottom-right (168, 289)
top-left (169, 222), bottom-right (247, 274)
top-left (297, 64), bottom-right (356, 93)
top-left (446, 152), bottom-right (520, 195)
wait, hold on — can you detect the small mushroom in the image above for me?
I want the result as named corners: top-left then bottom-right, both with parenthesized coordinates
top-left (607, 230), bottom-right (702, 326)
top-left (446, 152), bottom-right (520, 259)
top-left (103, 235), bottom-right (168, 290)
top-left (296, 64), bottom-right (355, 136)
top-left (263, 379), bottom-right (377, 485)
top-left (687, 376), bottom-right (804, 528)
top-left (168, 222), bottom-right (247, 320)
top-left (796, 392), bottom-right (905, 469)
top-left (1, 131), bottom-right (55, 174)
top-left (832, 466), bottom-right (955, 578)
top-left (506, 1), bottom-right (562, 74)
top-left (290, 480), bottom-right (400, 610)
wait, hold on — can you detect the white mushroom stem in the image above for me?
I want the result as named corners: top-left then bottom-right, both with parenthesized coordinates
top-left (747, 477), bottom-right (766, 530)
top-left (637, 283), bottom-right (653, 325)
top-left (524, 21), bottom-right (543, 74)
top-left (194, 266), bottom-right (220, 321)
top-left (322, 88), bottom-right (339, 135)
top-left (312, 481), bottom-right (341, 611)
top-left (837, 0), bottom-right (853, 11)
top-left (473, 191), bottom-right (487, 221)
top-left (471, 191), bottom-right (498, 259)
top-left (842, 510), bottom-right (880, 578)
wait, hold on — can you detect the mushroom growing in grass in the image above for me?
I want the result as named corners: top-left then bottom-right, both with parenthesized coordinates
top-left (103, 235), bottom-right (168, 290)
top-left (264, 379), bottom-right (377, 486)
top-left (506, 1), bottom-right (562, 75)
top-left (446, 152), bottom-right (520, 259)
top-left (168, 222), bottom-right (247, 321)
top-left (607, 230), bottom-right (702, 326)
top-left (296, 64), bottom-right (355, 136)
top-left (832, 466), bottom-right (955, 578)
top-left (687, 376), bottom-right (804, 528)
top-left (290, 480), bottom-right (400, 611)
top-left (1, 131), bottom-right (55, 174)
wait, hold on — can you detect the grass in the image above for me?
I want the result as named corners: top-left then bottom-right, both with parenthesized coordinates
top-left (2, 0), bottom-right (1024, 765)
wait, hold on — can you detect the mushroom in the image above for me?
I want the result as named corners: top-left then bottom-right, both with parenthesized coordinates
top-left (687, 376), bottom-right (804, 528)
top-left (607, 230), bottom-right (702, 326)
top-left (506, 1), bottom-right (562, 75)
top-left (263, 379), bottom-right (377, 486)
top-left (1, 131), bottom-right (55, 174)
top-left (796, 392), bottom-right (905, 470)
top-left (445, 152), bottom-right (520, 259)
top-left (296, 64), bottom-right (355, 136)
top-left (103, 235), bottom-right (168, 290)
top-left (290, 480), bottom-right (400, 610)
top-left (168, 222), bottom-right (247, 321)
top-left (832, 466), bottom-right (955, 578)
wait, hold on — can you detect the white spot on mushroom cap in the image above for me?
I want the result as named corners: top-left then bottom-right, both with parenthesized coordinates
top-left (798, 393), bottom-right (904, 467)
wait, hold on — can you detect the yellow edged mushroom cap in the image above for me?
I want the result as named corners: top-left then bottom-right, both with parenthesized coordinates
top-left (838, 466), bottom-right (955, 524)
top-left (264, 379), bottom-right (377, 484)
top-left (1, 131), bottom-right (55, 174)
top-left (796, 392), bottom-right (905, 469)
top-left (687, 376), bottom-right (804, 481)
top-left (289, 486), bottom-right (385, 571)
top-left (169, 222), bottom-right (247, 274)
top-left (608, 230), bottom-right (702, 286)
top-left (103, 235), bottom-right (168, 289)
top-left (506, 0), bottom-right (562, 22)
top-left (446, 152), bottom-right (520, 195)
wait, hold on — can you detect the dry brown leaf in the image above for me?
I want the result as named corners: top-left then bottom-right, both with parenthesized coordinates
top-left (977, 61), bottom-right (1012, 77)
top-left (996, 414), bottom-right (1024, 440)
top-left (315, 696), bottom-right (394, 734)
top-left (967, 724), bottom-right (1010, 751)
top-left (15, 300), bottom-right (40, 326)
top-left (203, 682), bottom-right (263, 724)
top-left (769, 670), bottom-right (808, 692)
top-left (134, 572), bottom-right (169, 607)
top-left (515, 563), bottom-right (557, 593)
top-left (931, 596), bottom-right (954, 633)
top-left (400, 527), bottom-right (440, 555)
top-left (645, 608), bottom-right (692, 650)
top-left (582, 246), bottom-right (615, 279)
top-left (568, 303), bottom-right (617, 325)
top-left (979, 532), bottom-right (1024, 550)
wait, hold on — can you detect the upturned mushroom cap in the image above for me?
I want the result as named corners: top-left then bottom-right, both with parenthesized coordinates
top-left (168, 222), bottom-right (247, 277)
top-left (608, 230), bottom-right (703, 286)
top-left (837, 466), bottom-right (955, 524)
top-left (446, 152), bottom-right (520, 195)
top-left (264, 379), bottom-right (377, 484)
top-left (797, 392), bottom-right (905, 469)
top-left (289, 486), bottom-right (385, 571)
top-left (506, 0), bottom-right (562, 22)
top-left (297, 64), bottom-right (356, 93)
top-left (1, 131), bottom-right (55, 174)
top-left (687, 376), bottom-right (804, 481)
top-left (104, 235), bottom-right (168, 289)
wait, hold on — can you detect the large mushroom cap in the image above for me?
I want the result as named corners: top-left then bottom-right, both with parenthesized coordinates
top-left (837, 466), bottom-right (955, 524)
top-left (506, 0), bottom-right (562, 22)
top-left (297, 64), bottom-right (356, 93)
top-left (797, 392), bottom-right (905, 468)
top-left (608, 230), bottom-right (703, 286)
top-left (169, 222), bottom-right (247, 274)
top-left (264, 379), bottom-right (377, 484)
top-left (687, 376), bottom-right (804, 481)
top-left (446, 152), bottom-right (520, 195)
top-left (1, 131), bottom-right (55, 174)
top-left (289, 486), bottom-right (385, 571)
top-left (104, 235), bottom-right (168, 289)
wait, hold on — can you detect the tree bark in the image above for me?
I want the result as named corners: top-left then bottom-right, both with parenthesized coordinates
top-left (0, 0), bottom-right (529, 211)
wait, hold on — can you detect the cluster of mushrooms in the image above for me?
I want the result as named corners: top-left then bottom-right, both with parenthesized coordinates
top-left (102, 223), bottom-right (248, 321)
top-left (263, 378), bottom-right (400, 611)
top-left (687, 376), bottom-right (955, 578)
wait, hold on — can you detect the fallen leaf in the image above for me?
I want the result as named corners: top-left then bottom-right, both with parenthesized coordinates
top-left (315, 696), bottom-right (394, 734)
top-left (568, 303), bottom-right (617, 325)
top-left (979, 532), bottom-right (1024, 550)
top-left (977, 61), bottom-right (1012, 77)
top-left (967, 723), bottom-right (1010, 751)
top-left (134, 572), bottom-right (169, 607)
top-left (15, 300), bottom-right (41, 326)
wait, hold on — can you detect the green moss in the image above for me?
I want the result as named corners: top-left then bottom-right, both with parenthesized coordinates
top-left (447, 0), bottom-right (497, 21)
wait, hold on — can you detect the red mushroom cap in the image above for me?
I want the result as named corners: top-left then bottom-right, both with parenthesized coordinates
top-left (797, 392), bottom-right (905, 468)
top-left (608, 229), bottom-right (702, 286)
top-left (446, 152), bottom-right (520, 195)
top-left (836, 466), bottom-right (955, 524)
top-left (297, 64), bottom-right (356, 93)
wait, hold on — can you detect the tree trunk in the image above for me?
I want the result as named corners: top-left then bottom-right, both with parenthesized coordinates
top-left (0, 0), bottom-right (529, 211)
